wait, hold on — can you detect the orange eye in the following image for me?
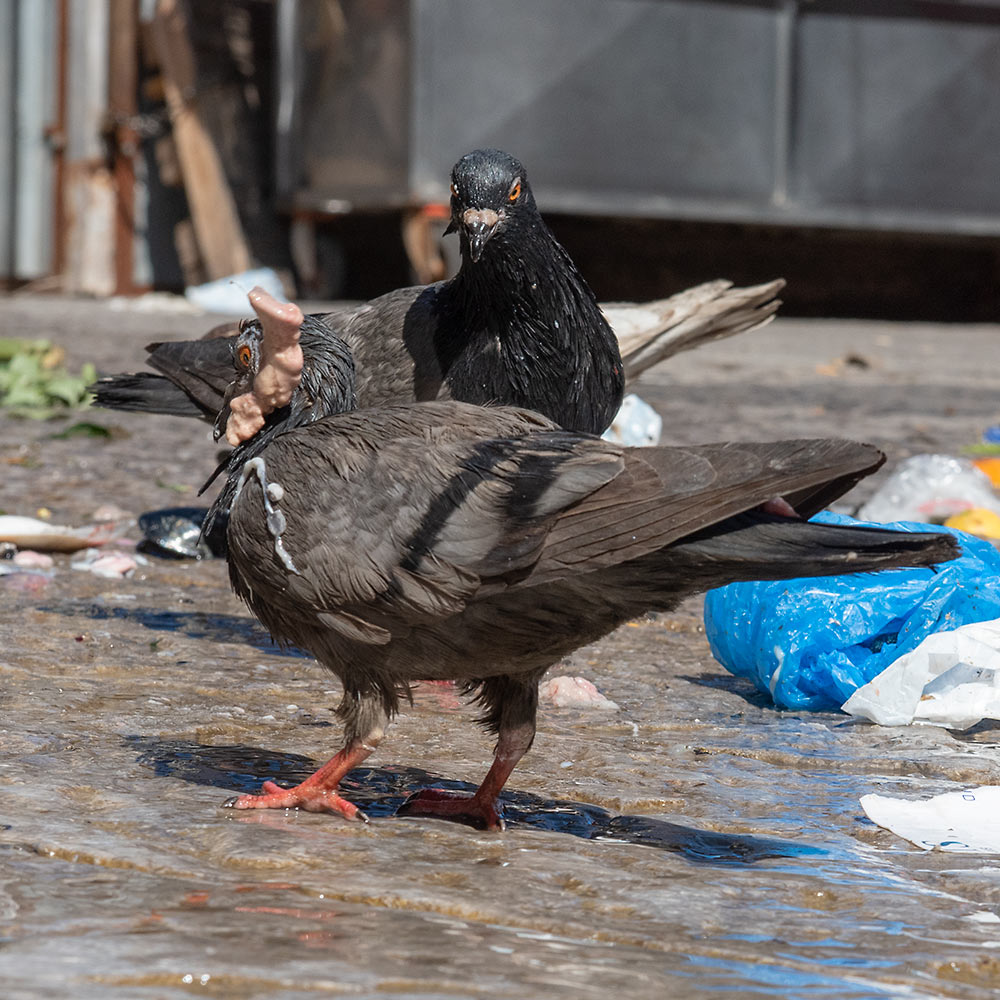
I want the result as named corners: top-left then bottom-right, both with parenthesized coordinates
top-left (237, 344), bottom-right (252, 368)
top-left (450, 181), bottom-right (458, 198)
top-left (508, 180), bottom-right (521, 202)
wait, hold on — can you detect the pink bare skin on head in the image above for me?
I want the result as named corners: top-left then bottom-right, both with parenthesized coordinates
top-left (225, 287), bottom-right (305, 446)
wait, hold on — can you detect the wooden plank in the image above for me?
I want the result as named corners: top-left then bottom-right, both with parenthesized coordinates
top-left (150, 0), bottom-right (251, 280)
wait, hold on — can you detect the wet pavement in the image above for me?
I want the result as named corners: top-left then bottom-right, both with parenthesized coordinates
top-left (3, 294), bottom-right (1000, 999)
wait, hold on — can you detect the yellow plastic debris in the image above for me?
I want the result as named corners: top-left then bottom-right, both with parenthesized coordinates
top-left (944, 508), bottom-right (1000, 541)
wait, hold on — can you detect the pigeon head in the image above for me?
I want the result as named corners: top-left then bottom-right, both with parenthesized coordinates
top-left (213, 315), bottom-right (358, 442)
top-left (447, 148), bottom-right (538, 263)
top-left (201, 314), bottom-right (359, 527)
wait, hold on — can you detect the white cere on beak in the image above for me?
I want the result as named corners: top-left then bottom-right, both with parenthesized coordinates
top-left (462, 207), bottom-right (500, 228)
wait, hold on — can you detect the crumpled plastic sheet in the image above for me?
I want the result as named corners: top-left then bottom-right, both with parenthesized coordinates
top-left (857, 453), bottom-right (1000, 523)
top-left (703, 512), bottom-right (1000, 711)
top-left (843, 617), bottom-right (1000, 729)
top-left (861, 786), bottom-right (1000, 853)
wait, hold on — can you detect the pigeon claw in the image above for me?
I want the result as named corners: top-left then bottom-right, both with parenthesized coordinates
top-left (222, 781), bottom-right (368, 822)
top-left (396, 787), bottom-right (505, 831)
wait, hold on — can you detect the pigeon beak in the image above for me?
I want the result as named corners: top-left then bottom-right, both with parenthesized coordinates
top-left (462, 208), bottom-right (501, 263)
top-left (213, 393), bottom-right (235, 442)
top-left (214, 377), bottom-right (248, 442)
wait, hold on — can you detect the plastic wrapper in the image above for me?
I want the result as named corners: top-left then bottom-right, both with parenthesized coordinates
top-left (703, 512), bottom-right (1000, 711)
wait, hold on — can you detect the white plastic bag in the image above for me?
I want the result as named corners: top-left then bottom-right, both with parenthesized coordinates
top-left (861, 786), bottom-right (1000, 853)
top-left (843, 617), bottom-right (1000, 729)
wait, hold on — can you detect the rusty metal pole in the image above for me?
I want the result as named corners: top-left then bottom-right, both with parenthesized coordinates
top-left (108, 0), bottom-right (139, 294)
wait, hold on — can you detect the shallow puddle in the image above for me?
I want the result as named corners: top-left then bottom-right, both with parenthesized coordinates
top-left (4, 566), bottom-right (1000, 999)
top-left (4, 305), bottom-right (1000, 998)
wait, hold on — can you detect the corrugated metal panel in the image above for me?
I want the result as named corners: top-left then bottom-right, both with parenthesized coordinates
top-left (278, 0), bottom-right (1000, 236)
top-left (0, 0), bottom-right (57, 281)
top-left (793, 11), bottom-right (1000, 221)
top-left (411, 0), bottom-right (778, 204)
top-left (0, 0), bottom-right (14, 277)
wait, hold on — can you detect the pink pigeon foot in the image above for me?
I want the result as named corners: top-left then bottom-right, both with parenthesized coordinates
top-left (397, 787), bottom-right (505, 831)
top-left (396, 720), bottom-right (533, 831)
top-left (223, 740), bottom-right (371, 821)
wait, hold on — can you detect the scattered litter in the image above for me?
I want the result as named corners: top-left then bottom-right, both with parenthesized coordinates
top-left (843, 618), bottom-right (1000, 729)
top-left (539, 676), bottom-right (619, 710)
top-left (0, 542), bottom-right (55, 588)
top-left (704, 512), bottom-right (1000, 711)
top-left (107, 291), bottom-right (204, 314)
top-left (12, 550), bottom-right (54, 570)
top-left (972, 456), bottom-right (1000, 488)
top-left (601, 393), bottom-right (662, 447)
top-left (92, 503), bottom-right (133, 522)
top-left (0, 560), bottom-right (52, 577)
top-left (815, 353), bottom-right (872, 376)
top-left (0, 569), bottom-right (52, 592)
top-left (945, 508), bottom-right (1000, 542)
top-left (70, 548), bottom-right (144, 578)
top-left (857, 454), bottom-right (1000, 524)
top-left (861, 786), bottom-right (1000, 853)
top-left (138, 507), bottom-right (226, 559)
top-left (0, 514), bottom-right (118, 552)
top-left (184, 267), bottom-right (287, 314)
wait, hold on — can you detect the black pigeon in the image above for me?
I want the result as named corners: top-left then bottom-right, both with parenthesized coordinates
top-left (208, 317), bottom-right (957, 830)
top-left (92, 148), bottom-right (783, 436)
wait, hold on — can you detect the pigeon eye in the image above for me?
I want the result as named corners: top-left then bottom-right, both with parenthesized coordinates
top-left (237, 344), bottom-right (253, 368)
top-left (508, 180), bottom-right (521, 202)
top-left (450, 181), bottom-right (458, 198)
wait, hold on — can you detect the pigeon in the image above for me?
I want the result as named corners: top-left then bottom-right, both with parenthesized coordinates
top-left (207, 294), bottom-right (957, 830)
top-left (92, 148), bottom-right (784, 437)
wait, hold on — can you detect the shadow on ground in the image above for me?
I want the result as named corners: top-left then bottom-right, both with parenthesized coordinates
top-left (678, 672), bottom-right (773, 709)
top-left (42, 601), bottom-right (310, 658)
top-left (127, 735), bottom-right (826, 866)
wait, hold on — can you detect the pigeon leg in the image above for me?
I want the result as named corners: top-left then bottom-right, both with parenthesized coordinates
top-left (223, 712), bottom-right (386, 821)
top-left (398, 717), bottom-right (536, 831)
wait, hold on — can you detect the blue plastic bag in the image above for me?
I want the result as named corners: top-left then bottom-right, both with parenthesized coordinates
top-left (703, 512), bottom-right (1000, 711)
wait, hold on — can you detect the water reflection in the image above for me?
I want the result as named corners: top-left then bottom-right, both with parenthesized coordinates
top-left (126, 736), bottom-right (826, 865)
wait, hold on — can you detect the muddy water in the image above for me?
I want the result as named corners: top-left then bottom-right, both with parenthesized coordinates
top-left (3, 299), bottom-right (1000, 998)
